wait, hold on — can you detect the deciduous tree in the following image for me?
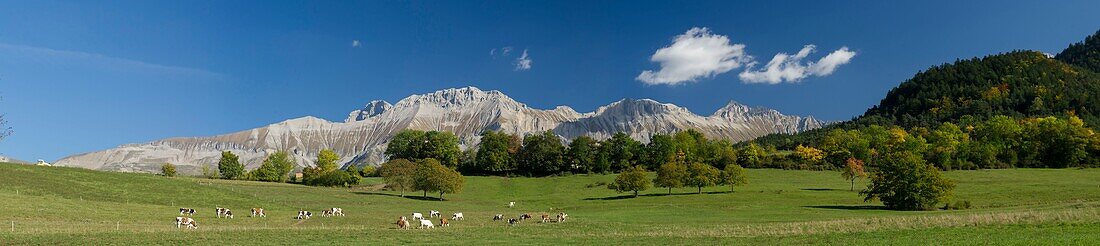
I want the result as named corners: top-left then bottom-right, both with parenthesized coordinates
top-left (380, 159), bottom-right (418, 197)
top-left (611, 165), bottom-right (650, 197)
top-left (217, 151), bottom-right (245, 179)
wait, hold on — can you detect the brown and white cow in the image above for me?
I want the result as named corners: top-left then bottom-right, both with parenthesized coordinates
top-left (175, 217), bottom-right (197, 229)
top-left (541, 214), bottom-right (551, 223)
top-left (250, 208), bottom-right (266, 218)
top-left (519, 213), bottom-right (532, 221)
top-left (215, 207), bottom-right (231, 218)
top-left (440, 218), bottom-right (449, 227)
top-left (397, 216), bottom-right (409, 229)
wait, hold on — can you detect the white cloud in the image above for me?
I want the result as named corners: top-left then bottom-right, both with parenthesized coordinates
top-left (738, 45), bottom-right (856, 84)
top-left (351, 40), bottom-right (361, 48)
top-left (514, 49), bottom-right (532, 71)
top-left (636, 27), bottom-right (752, 85)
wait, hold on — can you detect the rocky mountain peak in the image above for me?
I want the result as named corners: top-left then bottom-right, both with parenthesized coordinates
top-left (345, 100), bottom-right (393, 122)
top-left (592, 98), bottom-right (691, 117)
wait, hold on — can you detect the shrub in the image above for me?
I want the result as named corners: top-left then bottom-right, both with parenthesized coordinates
top-left (161, 163), bottom-right (177, 177)
top-left (861, 151), bottom-right (955, 210)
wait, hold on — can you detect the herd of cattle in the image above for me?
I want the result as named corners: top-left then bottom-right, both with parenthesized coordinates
top-left (173, 201), bottom-right (568, 230)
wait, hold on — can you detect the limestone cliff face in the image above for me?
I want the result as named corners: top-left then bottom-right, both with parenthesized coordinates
top-left (56, 87), bottom-right (826, 174)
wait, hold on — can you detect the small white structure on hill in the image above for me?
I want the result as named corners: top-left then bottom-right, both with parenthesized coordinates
top-left (36, 159), bottom-right (52, 166)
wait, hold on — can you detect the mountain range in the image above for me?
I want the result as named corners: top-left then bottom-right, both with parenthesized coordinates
top-left (55, 87), bottom-right (825, 174)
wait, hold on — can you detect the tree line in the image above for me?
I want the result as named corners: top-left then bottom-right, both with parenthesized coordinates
top-left (450, 129), bottom-right (749, 177)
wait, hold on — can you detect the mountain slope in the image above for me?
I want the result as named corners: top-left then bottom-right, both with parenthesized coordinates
top-left (1056, 29), bottom-right (1100, 73)
top-left (56, 87), bottom-right (825, 174)
top-left (751, 29), bottom-right (1100, 149)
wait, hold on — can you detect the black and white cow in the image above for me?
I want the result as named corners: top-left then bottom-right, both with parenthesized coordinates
top-left (179, 208), bottom-right (196, 216)
top-left (297, 210), bottom-right (312, 220)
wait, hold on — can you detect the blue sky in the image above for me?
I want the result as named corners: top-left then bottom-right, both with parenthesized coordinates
top-left (2, 0), bottom-right (1099, 161)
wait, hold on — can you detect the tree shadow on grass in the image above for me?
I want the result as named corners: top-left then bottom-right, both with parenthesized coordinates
top-left (352, 191), bottom-right (449, 201)
top-left (584, 191), bottom-right (734, 200)
top-left (803, 205), bottom-right (889, 211)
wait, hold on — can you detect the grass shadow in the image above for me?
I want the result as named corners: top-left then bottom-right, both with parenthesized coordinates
top-left (584, 191), bottom-right (734, 200)
top-left (803, 205), bottom-right (889, 211)
top-left (800, 188), bottom-right (841, 191)
top-left (352, 191), bottom-right (449, 201)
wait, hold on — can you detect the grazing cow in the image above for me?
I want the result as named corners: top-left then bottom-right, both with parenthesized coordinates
top-left (440, 218), bottom-right (449, 227)
top-left (541, 214), bottom-right (551, 223)
top-left (507, 218), bottom-right (518, 226)
top-left (322, 208), bottom-right (344, 217)
top-left (215, 207), bottom-right (230, 218)
top-left (412, 212), bottom-right (424, 220)
top-left (179, 208), bottom-right (196, 216)
top-left (493, 214), bottom-right (504, 221)
top-left (519, 213), bottom-right (532, 221)
top-left (429, 210), bottom-right (440, 218)
top-left (251, 208), bottom-right (266, 218)
top-left (557, 213), bottom-right (568, 222)
top-left (508, 201), bottom-right (515, 208)
top-left (452, 212), bottom-right (464, 220)
top-left (223, 209), bottom-right (234, 219)
top-left (175, 217), bottom-right (197, 229)
top-left (419, 219), bottom-right (435, 229)
top-left (397, 216), bottom-right (409, 230)
top-left (297, 210), bottom-right (312, 220)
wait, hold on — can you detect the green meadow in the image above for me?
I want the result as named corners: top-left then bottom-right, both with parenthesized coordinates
top-left (1, 163), bottom-right (1097, 245)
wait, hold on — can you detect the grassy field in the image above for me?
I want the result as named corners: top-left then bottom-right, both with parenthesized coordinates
top-left (0, 163), bottom-right (1098, 245)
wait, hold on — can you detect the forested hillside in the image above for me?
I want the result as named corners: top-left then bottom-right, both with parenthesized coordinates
top-left (753, 29), bottom-right (1100, 150)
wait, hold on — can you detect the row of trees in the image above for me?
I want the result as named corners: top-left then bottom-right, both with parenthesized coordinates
top-left (610, 153), bottom-right (749, 197)
top-left (378, 158), bottom-right (465, 200)
top-left (816, 115), bottom-right (1100, 170)
top-left (465, 129), bottom-right (749, 177)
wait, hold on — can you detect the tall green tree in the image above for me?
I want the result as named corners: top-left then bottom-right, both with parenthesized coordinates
top-left (566, 135), bottom-right (599, 173)
top-left (643, 134), bottom-right (677, 170)
top-left (315, 149), bottom-right (341, 172)
top-left (517, 130), bottom-right (566, 176)
top-left (604, 132), bottom-right (642, 172)
top-left (610, 165), bottom-right (650, 197)
top-left (737, 143), bottom-right (766, 168)
top-left (380, 159), bottom-right (418, 197)
top-left (475, 131), bottom-right (516, 173)
top-left (217, 151), bottom-right (245, 179)
top-left (674, 130), bottom-right (708, 163)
